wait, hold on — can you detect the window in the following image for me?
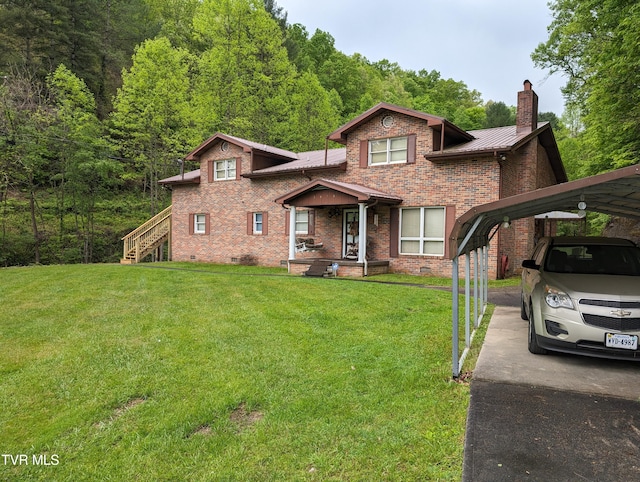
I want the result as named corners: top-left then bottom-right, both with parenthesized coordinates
top-left (194, 214), bottom-right (207, 233)
top-left (369, 136), bottom-right (407, 165)
top-left (214, 159), bottom-right (236, 180)
top-left (248, 211), bottom-right (268, 235)
top-left (253, 212), bottom-right (263, 234)
top-left (189, 213), bottom-right (209, 235)
top-left (400, 207), bottom-right (445, 256)
top-left (295, 210), bottom-right (309, 234)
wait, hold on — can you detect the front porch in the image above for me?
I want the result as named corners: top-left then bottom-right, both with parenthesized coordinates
top-left (275, 179), bottom-right (403, 278)
top-left (288, 258), bottom-right (390, 277)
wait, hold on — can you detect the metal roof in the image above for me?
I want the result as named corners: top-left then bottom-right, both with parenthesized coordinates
top-left (185, 133), bottom-right (299, 161)
top-left (427, 122), bottom-right (567, 184)
top-left (158, 169), bottom-right (201, 185)
top-left (449, 163), bottom-right (640, 258)
top-left (243, 148), bottom-right (346, 178)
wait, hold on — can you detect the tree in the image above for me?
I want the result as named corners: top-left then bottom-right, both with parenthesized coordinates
top-left (0, 66), bottom-right (54, 264)
top-left (286, 71), bottom-right (340, 151)
top-left (484, 101), bottom-right (515, 128)
top-left (533, 0), bottom-right (640, 173)
top-left (110, 37), bottom-right (196, 215)
top-left (192, 0), bottom-right (297, 145)
top-left (0, 0), bottom-right (159, 117)
top-left (48, 65), bottom-right (119, 263)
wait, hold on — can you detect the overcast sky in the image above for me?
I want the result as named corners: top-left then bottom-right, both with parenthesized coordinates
top-left (276, 0), bottom-right (567, 115)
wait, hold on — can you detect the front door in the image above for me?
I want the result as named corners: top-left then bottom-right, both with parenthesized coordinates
top-left (343, 209), bottom-right (359, 259)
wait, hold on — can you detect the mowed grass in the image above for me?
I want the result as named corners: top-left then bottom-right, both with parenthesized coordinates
top-left (0, 263), bottom-right (483, 481)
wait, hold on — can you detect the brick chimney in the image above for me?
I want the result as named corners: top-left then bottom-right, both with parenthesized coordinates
top-left (516, 80), bottom-right (538, 133)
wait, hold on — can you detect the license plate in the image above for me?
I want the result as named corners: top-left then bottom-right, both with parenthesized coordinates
top-left (605, 333), bottom-right (638, 350)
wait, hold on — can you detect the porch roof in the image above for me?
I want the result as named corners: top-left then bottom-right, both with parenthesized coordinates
top-left (275, 179), bottom-right (403, 207)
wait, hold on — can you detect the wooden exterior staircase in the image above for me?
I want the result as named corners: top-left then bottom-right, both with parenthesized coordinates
top-left (121, 205), bottom-right (172, 264)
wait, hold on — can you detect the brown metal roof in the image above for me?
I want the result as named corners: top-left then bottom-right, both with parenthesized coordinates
top-left (427, 122), bottom-right (567, 184)
top-left (450, 163), bottom-right (640, 258)
top-left (185, 133), bottom-right (298, 161)
top-left (158, 169), bottom-right (201, 185)
top-left (243, 148), bottom-right (346, 178)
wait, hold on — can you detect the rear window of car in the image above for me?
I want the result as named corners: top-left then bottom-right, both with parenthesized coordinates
top-left (544, 244), bottom-right (640, 275)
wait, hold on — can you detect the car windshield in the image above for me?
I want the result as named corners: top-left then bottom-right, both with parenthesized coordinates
top-left (544, 244), bottom-right (640, 275)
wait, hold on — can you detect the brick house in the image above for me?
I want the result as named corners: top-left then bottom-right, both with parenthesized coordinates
top-left (154, 80), bottom-right (566, 278)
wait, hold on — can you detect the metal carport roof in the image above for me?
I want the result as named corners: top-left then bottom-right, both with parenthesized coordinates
top-left (450, 163), bottom-right (640, 378)
top-left (450, 163), bottom-right (640, 258)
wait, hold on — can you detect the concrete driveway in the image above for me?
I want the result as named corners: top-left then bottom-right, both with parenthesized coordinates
top-left (463, 288), bottom-right (640, 481)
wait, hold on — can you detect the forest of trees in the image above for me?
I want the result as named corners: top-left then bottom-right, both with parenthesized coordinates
top-left (0, 0), bottom-right (638, 266)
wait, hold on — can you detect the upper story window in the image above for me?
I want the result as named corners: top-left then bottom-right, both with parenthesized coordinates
top-left (214, 159), bottom-right (236, 180)
top-left (369, 136), bottom-right (408, 165)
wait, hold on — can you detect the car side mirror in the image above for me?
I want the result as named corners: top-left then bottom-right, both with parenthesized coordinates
top-left (522, 259), bottom-right (540, 270)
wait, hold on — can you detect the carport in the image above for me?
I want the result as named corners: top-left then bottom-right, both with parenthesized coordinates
top-left (449, 163), bottom-right (640, 377)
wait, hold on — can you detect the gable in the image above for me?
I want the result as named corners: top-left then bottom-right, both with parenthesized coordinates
top-left (327, 102), bottom-right (474, 150)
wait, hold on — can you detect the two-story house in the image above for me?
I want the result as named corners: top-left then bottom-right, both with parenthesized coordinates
top-left (126, 81), bottom-right (566, 278)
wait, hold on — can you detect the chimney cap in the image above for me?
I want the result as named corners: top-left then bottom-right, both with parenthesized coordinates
top-left (523, 79), bottom-right (533, 90)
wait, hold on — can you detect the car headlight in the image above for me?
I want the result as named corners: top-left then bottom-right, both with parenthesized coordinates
top-left (544, 285), bottom-right (574, 309)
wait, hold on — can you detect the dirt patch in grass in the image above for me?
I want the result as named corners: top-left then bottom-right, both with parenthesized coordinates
top-left (229, 402), bottom-right (263, 433)
top-left (192, 424), bottom-right (213, 436)
top-left (94, 397), bottom-right (146, 429)
top-left (113, 397), bottom-right (146, 417)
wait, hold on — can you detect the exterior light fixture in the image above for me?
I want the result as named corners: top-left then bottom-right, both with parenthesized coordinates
top-left (502, 216), bottom-right (511, 229)
top-left (577, 198), bottom-right (587, 217)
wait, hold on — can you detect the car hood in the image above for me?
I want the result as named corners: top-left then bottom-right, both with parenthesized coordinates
top-left (543, 272), bottom-right (640, 300)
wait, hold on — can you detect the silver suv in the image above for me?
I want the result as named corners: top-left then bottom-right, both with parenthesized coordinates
top-left (521, 236), bottom-right (640, 360)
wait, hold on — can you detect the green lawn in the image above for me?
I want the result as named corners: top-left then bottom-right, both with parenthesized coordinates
top-left (0, 263), bottom-right (491, 481)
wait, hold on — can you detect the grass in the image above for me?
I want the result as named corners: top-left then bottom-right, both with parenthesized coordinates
top-left (0, 262), bottom-right (494, 481)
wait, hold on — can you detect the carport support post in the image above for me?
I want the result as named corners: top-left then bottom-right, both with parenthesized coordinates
top-left (474, 249), bottom-right (479, 327)
top-left (483, 245), bottom-right (489, 306)
top-left (452, 256), bottom-right (460, 378)
top-left (465, 252), bottom-right (471, 347)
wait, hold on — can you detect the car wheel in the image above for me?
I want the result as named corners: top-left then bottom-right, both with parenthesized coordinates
top-left (528, 305), bottom-right (547, 355)
top-left (520, 293), bottom-right (528, 320)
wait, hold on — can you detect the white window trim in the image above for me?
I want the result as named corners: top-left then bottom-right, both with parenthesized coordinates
top-left (399, 207), bottom-right (446, 256)
top-left (369, 136), bottom-right (408, 166)
top-left (214, 159), bottom-right (236, 181)
top-left (253, 212), bottom-right (263, 235)
top-left (295, 210), bottom-right (309, 235)
top-left (194, 214), bottom-right (207, 234)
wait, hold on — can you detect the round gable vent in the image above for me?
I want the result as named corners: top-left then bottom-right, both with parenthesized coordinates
top-left (382, 115), bottom-right (394, 128)
top-left (220, 141), bottom-right (229, 152)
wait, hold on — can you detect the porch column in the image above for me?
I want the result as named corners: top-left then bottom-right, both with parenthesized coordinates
top-left (358, 202), bottom-right (367, 263)
top-left (289, 206), bottom-right (297, 260)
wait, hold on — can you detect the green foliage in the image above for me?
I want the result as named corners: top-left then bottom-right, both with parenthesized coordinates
top-left (110, 37), bottom-right (195, 214)
top-left (484, 101), bottom-right (515, 128)
top-left (534, 0), bottom-right (640, 174)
